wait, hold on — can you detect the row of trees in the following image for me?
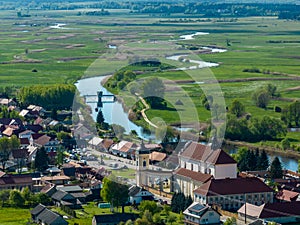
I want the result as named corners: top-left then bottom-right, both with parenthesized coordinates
top-left (0, 187), bottom-right (51, 208)
top-left (18, 84), bottom-right (76, 110)
top-left (234, 148), bottom-right (269, 172)
top-left (105, 70), bottom-right (136, 92)
top-left (225, 115), bottom-right (286, 142)
top-left (234, 147), bottom-right (283, 179)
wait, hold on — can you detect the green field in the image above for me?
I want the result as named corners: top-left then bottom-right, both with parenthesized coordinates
top-left (0, 207), bottom-right (31, 225)
top-left (0, 7), bottom-right (300, 145)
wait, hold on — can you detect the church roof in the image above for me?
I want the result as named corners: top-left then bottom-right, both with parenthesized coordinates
top-left (180, 142), bottom-right (236, 165)
top-left (174, 168), bottom-right (212, 183)
top-left (194, 177), bottom-right (273, 196)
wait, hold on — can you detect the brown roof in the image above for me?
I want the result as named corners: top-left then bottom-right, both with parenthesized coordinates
top-left (32, 134), bottom-right (51, 146)
top-left (194, 177), bottom-right (273, 196)
top-left (174, 168), bottom-right (212, 183)
top-left (149, 151), bottom-right (167, 162)
top-left (20, 138), bottom-right (30, 145)
top-left (0, 174), bottom-right (32, 186)
top-left (2, 127), bottom-right (16, 136)
top-left (102, 139), bottom-right (114, 149)
top-left (181, 142), bottom-right (236, 165)
top-left (238, 202), bottom-right (300, 219)
top-left (12, 149), bottom-right (29, 159)
top-left (41, 175), bottom-right (70, 182)
top-left (276, 189), bottom-right (299, 202)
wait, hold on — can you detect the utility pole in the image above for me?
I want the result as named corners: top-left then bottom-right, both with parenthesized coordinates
top-left (244, 193), bottom-right (247, 224)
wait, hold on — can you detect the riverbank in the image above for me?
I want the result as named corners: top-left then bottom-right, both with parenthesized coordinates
top-left (224, 140), bottom-right (300, 160)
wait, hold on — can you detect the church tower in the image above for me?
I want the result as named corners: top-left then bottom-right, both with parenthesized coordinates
top-left (136, 141), bottom-right (150, 187)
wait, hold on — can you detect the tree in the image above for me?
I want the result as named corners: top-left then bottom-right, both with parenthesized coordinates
top-left (96, 110), bottom-right (105, 124)
top-left (9, 190), bottom-right (25, 207)
top-left (229, 99), bottom-right (245, 117)
top-left (100, 175), bottom-right (129, 212)
top-left (138, 200), bottom-right (160, 215)
top-left (281, 101), bottom-right (300, 127)
top-left (51, 109), bottom-right (58, 120)
top-left (298, 160), bottom-right (300, 173)
top-left (153, 213), bottom-right (162, 225)
top-left (34, 147), bottom-right (49, 172)
top-left (281, 138), bottom-right (290, 150)
top-left (0, 136), bottom-right (19, 171)
top-left (270, 157), bottom-right (283, 179)
top-left (167, 213), bottom-right (177, 225)
top-left (257, 150), bottom-right (269, 170)
top-left (224, 217), bottom-right (236, 225)
top-left (0, 190), bottom-right (10, 206)
top-left (163, 205), bottom-right (171, 217)
top-left (252, 89), bottom-right (270, 109)
top-left (184, 195), bottom-right (193, 210)
top-left (34, 193), bottom-right (51, 205)
top-left (266, 84), bottom-right (278, 97)
top-left (142, 77), bottom-right (165, 109)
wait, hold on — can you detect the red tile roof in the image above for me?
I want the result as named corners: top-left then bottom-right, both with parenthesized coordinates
top-left (194, 177), bottom-right (273, 196)
top-left (276, 189), bottom-right (299, 202)
top-left (238, 202), bottom-right (300, 218)
top-left (181, 142), bottom-right (236, 165)
top-left (174, 168), bottom-right (212, 183)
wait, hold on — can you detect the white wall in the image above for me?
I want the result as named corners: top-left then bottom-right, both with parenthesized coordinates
top-left (215, 164), bottom-right (237, 179)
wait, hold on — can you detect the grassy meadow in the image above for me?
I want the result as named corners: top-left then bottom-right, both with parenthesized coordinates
top-left (0, 8), bottom-right (300, 145)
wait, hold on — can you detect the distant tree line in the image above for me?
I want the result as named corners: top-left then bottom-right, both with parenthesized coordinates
top-left (18, 84), bottom-right (76, 110)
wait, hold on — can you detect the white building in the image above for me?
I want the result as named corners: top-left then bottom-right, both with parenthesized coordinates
top-left (173, 141), bottom-right (237, 197)
top-left (183, 202), bottom-right (220, 225)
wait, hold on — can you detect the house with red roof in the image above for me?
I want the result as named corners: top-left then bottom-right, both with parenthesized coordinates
top-left (238, 202), bottom-right (300, 224)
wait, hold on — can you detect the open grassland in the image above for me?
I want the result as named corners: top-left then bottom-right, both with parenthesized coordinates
top-left (0, 207), bottom-right (31, 225)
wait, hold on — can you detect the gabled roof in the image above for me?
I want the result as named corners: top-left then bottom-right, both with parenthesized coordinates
top-left (51, 190), bottom-right (74, 201)
top-left (31, 133), bottom-right (51, 146)
top-left (184, 202), bottom-right (219, 218)
top-left (31, 203), bottom-right (46, 216)
top-left (0, 174), bottom-right (32, 186)
top-left (57, 185), bottom-right (82, 193)
top-left (180, 142), bottom-right (236, 165)
top-left (112, 141), bottom-right (136, 153)
top-left (194, 177), bottom-right (273, 196)
top-left (149, 151), bottom-right (167, 162)
top-left (174, 168), bottom-right (212, 183)
top-left (36, 207), bottom-right (68, 225)
top-left (128, 186), bottom-right (142, 196)
top-left (88, 137), bottom-right (103, 146)
top-left (26, 124), bottom-right (43, 133)
top-left (40, 184), bottom-right (57, 195)
top-left (20, 137), bottom-right (30, 145)
top-left (276, 189), bottom-right (299, 202)
top-left (238, 202), bottom-right (300, 219)
top-left (12, 149), bottom-right (29, 159)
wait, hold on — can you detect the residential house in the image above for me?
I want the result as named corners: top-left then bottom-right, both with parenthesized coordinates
top-left (19, 138), bottom-right (30, 149)
top-left (0, 173), bottom-right (32, 190)
top-left (92, 213), bottom-right (138, 225)
top-left (62, 163), bottom-right (76, 177)
top-left (19, 130), bottom-right (34, 140)
top-left (31, 204), bottom-right (68, 225)
top-left (51, 189), bottom-right (82, 209)
top-left (40, 183), bottom-right (57, 197)
top-left (173, 141), bottom-right (237, 197)
top-left (183, 202), bottom-right (221, 225)
top-left (193, 177), bottom-right (274, 211)
top-left (57, 185), bottom-right (86, 203)
top-left (238, 202), bottom-right (300, 224)
top-left (128, 185), bottom-right (154, 205)
top-left (30, 133), bottom-right (59, 152)
top-left (0, 98), bottom-right (16, 107)
top-left (88, 137), bottom-right (113, 152)
top-left (12, 148), bottom-right (29, 171)
top-left (110, 141), bottom-right (137, 158)
top-left (41, 175), bottom-right (70, 185)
